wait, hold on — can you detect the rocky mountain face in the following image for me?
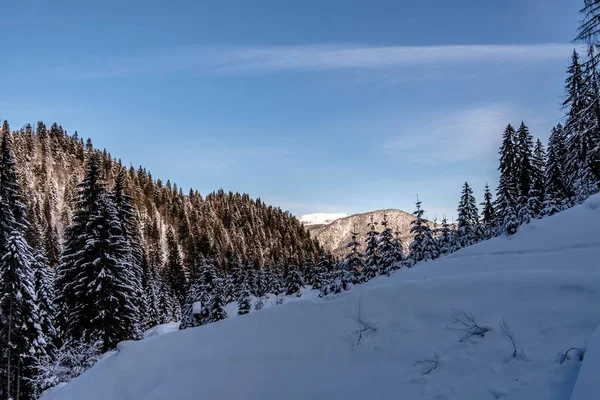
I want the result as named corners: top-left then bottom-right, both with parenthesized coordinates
top-left (305, 209), bottom-right (436, 259)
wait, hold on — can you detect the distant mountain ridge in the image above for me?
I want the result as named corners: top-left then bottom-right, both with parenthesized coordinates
top-left (305, 209), bottom-right (436, 258)
top-left (299, 213), bottom-right (348, 226)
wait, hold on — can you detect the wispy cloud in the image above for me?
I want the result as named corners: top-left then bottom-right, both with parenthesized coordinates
top-left (57, 43), bottom-right (578, 80)
top-left (380, 104), bottom-right (514, 164)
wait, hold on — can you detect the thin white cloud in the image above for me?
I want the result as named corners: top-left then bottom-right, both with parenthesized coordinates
top-left (60, 43), bottom-right (578, 80)
top-left (381, 104), bottom-right (512, 163)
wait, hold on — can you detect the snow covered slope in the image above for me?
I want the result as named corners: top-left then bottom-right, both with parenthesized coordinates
top-left (44, 195), bottom-right (600, 400)
top-left (299, 213), bottom-right (347, 226)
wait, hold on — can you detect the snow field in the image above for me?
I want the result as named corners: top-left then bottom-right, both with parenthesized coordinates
top-left (44, 194), bottom-right (600, 400)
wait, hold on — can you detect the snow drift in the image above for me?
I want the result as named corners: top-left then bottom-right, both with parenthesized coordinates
top-left (44, 195), bottom-right (600, 400)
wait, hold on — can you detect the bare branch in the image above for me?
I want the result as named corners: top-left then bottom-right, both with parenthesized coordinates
top-left (447, 309), bottom-right (491, 342)
top-left (499, 316), bottom-right (526, 360)
top-left (352, 299), bottom-right (377, 345)
top-left (554, 347), bottom-right (585, 364)
top-left (412, 359), bottom-right (439, 375)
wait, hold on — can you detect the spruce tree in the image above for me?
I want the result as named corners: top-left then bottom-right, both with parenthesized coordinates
top-left (544, 124), bottom-right (570, 214)
top-left (496, 124), bottom-right (519, 225)
top-left (435, 216), bottom-right (454, 256)
top-left (530, 138), bottom-right (547, 217)
top-left (196, 259), bottom-right (218, 322)
top-left (576, 0), bottom-right (600, 44)
top-left (237, 282), bottom-right (251, 315)
top-left (503, 203), bottom-right (520, 236)
top-left (377, 214), bottom-right (396, 276)
top-left (0, 232), bottom-right (46, 400)
top-left (515, 122), bottom-right (535, 201)
top-left (363, 215), bottom-right (380, 281)
top-left (140, 249), bottom-right (160, 330)
top-left (343, 228), bottom-right (364, 284)
top-left (456, 182), bottom-right (479, 247)
top-left (179, 279), bottom-right (202, 330)
top-left (302, 254), bottom-right (317, 287)
top-left (111, 168), bottom-right (144, 338)
top-left (0, 124), bottom-right (27, 228)
top-left (32, 248), bottom-right (57, 354)
top-left (480, 184), bottom-right (496, 237)
top-left (285, 265), bottom-right (305, 297)
top-left (408, 198), bottom-right (430, 266)
top-left (0, 128), bottom-right (46, 399)
top-left (165, 227), bottom-right (187, 307)
top-left (208, 279), bottom-right (228, 322)
top-left (55, 153), bottom-right (138, 352)
top-left (392, 229), bottom-right (405, 265)
top-left (563, 48), bottom-right (598, 198)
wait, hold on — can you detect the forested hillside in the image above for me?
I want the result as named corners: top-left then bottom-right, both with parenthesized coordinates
top-left (9, 121), bottom-right (320, 273)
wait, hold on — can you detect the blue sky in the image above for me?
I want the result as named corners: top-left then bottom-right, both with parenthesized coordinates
top-left (0, 0), bottom-right (582, 220)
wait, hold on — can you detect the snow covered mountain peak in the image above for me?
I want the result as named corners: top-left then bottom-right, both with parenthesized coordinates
top-left (299, 213), bottom-right (348, 226)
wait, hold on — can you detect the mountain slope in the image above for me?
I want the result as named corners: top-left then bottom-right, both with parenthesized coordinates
top-left (307, 209), bottom-right (436, 257)
top-left (7, 122), bottom-right (319, 273)
top-left (299, 213), bottom-right (347, 226)
top-left (42, 194), bottom-right (600, 400)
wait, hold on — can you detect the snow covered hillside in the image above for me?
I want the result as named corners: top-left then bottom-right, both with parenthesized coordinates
top-left (44, 195), bottom-right (600, 400)
top-left (299, 212), bottom-right (348, 226)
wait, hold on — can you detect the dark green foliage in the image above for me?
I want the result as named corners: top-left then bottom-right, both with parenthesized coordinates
top-left (456, 182), bottom-right (479, 247)
top-left (164, 228), bottom-right (187, 307)
top-left (363, 216), bottom-right (380, 281)
top-left (285, 265), bottom-right (305, 297)
top-left (55, 154), bottom-right (138, 352)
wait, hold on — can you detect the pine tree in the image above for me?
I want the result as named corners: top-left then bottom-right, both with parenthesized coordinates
top-left (515, 122), bottom-right (535, 201)
top-left (530, 138), bottom-right (547, 217)
top-left (237, 282), bottom-right (251, 315)
top-left (0, 124), bottom-right (27, 229)
top-left (140, 249), bottom-right (160, 330)
top-left (480, 184), bottom-right (496, 237)
top-left (544, 124), bottom-right (570, 214)
top-left (456, 182), bottom-right (479, 247)
top-left (313, 252), bottom-right (334, 290)
top-left (496, 124), bottom-right (519, 225)
top-left (32, 248), bottom-right (56, 354)
top-left (195, 259), bottom-right (219, 323)
top-left (285, 265), bottom-right (305, 297)
top-left (503, 203), bottom-right (520, 236)
top-left (207, 279), bottom-right (228, 323)
top-left (408, 198), bottom-right (431, 266)
top-left (270, 266), bottom-right (285, 296)
top-left (252, 268), bottom-right (269, 300)
top-left (164, 227), bottom-right (187, 307)
top-left (55, 154), bottom-right (138, 352)
top-left (228, 262), bottom-right (246, 301)
top-left (0, 128), bottom-right (47, 399)
top-left (111, 169), bottom-right (144, 338)
top-left (435, 216), bottom-right (454, 256)
top-left (302, 254), bottom-right (317, 287)
top-left (0, 232), bottom-right (46, 400)
top-left (391, 229), bottom-right (405, 265)
top-left (343, 228), bottom-right (364, 284)
top-left (576, 0), bottom-right (600, 44)
top-left (363, 215), bottom-right (380, 281)
top-left (377, 214), bottom-right (396, 276)
top-left (563, 48), bottom-right (598, 198)
top-left (179, 279), bottom-right (203, 330)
